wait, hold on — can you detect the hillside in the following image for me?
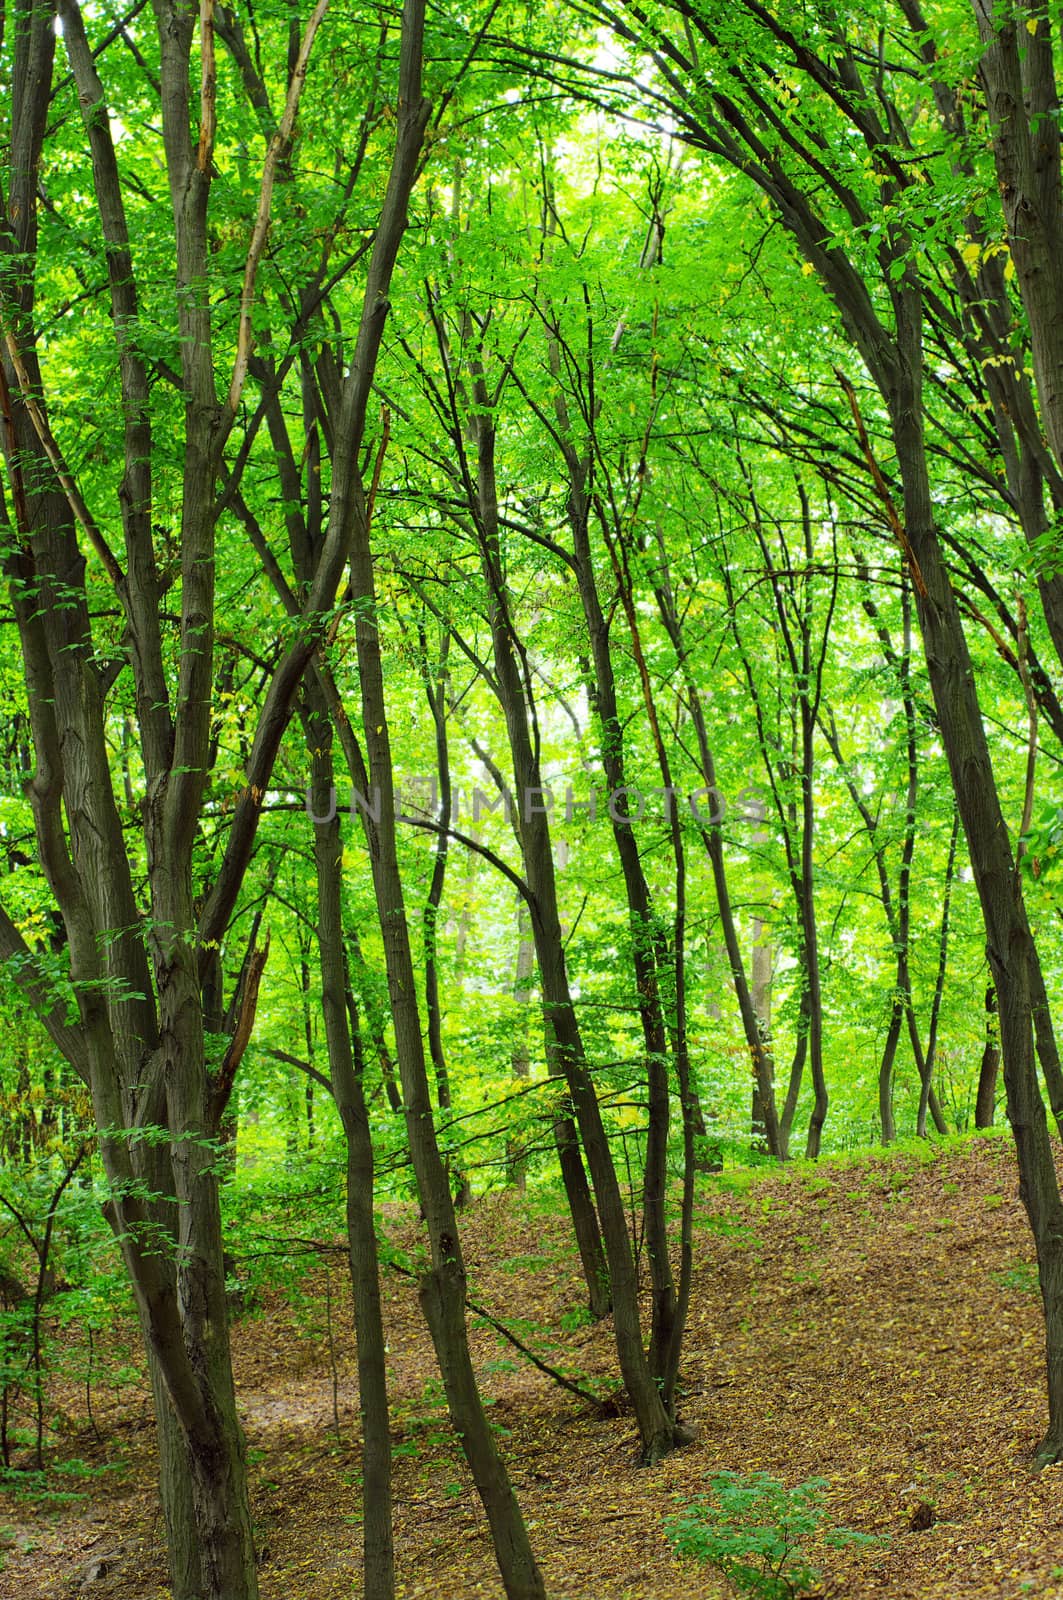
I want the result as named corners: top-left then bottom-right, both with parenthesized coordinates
top-left (2, 1135), bottom-right (1061, 1600)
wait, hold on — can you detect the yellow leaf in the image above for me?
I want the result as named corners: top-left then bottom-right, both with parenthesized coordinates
top-left (801, 261), bottom-right (815, 276)
top-left (1026, 17), bottom-right (1039, 33)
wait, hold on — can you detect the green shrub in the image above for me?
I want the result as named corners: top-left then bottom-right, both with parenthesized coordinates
top-left (664, 1471), bottom-right (878, 1600)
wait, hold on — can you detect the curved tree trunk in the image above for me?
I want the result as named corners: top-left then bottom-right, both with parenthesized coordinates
top-left (888, 327), bottom-right (1063, 1463)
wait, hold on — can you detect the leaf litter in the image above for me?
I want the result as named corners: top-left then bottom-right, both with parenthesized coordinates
top-left (3, 1135), bottom-right (1063, 1600)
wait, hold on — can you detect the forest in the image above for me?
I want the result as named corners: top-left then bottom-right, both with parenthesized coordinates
top-left (1, 0), bottom-right (1063, 1594)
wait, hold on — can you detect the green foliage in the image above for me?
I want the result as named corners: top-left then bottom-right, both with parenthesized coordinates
top-left (0, 1455), bottom-right (123, 1509)
top-left (1021, 801), bottom-right (1063, 904)
top-left (994, 1262), bottom-right (1040, 1295)
top-left (3, 0), bottom-right (1063, 1577)
top-left (664, 1472), bottom-right (879, 1600)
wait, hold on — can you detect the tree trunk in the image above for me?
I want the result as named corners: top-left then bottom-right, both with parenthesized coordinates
top-left (307, 699), bottom-right (394, 1600)
top-left (751, 914), bottom-right (774, 1146)
top-left (888, 326), bottom-right (1063, 1463)
top-left (653, 581), bottom-right (782, 1157)
top-left (420, 631), bottom-right (470, 1205)
top-left (1030, 954), bottom-right (1063, 1139)
top-left (449, 377), bottom-right (611, 1317)
top-left (150, 1359), bottom-right (204, 1600)
top-left (418, 1268), bottom-right (545, 1594)
top-left (508, 906), bottom-right (535, 1191)
top-left (347, 471), bottom-right (546, 1592)
top-left (878, 999), bottom-right (904, 1146)
top-left (976, 985), bottom-right (1001, 1129)
top-left (451, 388), bottom-right (677, 1459)
top-left (796, 709), bottom-right (827, 1158)
top-left (563, 476), bottom-right (675, 1377)
top-left (917, 816), bottom-right (958, 1139)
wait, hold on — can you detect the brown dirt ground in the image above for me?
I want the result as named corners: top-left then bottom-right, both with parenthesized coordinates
top-left (3, 1133), bottom-right (1063, 1600)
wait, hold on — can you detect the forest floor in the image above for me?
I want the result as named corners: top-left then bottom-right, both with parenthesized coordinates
top-left (3, 1132), bottom-right (1063, 1600)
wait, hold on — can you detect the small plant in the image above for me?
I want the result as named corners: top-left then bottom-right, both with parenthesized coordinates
top-left (702, 1211), bottom-right (761, 1247)
top-left (665, 1471), bottom-right (878, 1600)
top-left (993, 1262), bottom-right (1039, 1295)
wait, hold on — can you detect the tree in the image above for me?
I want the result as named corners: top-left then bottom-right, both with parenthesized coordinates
top-left (556, 0), bottom-right (1063, 1461)
top-left (0, 0), bottom-right (428, 1589)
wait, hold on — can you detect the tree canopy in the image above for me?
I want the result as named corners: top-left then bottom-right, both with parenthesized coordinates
top-left (2, 0), bottom-right (1063, 1596)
